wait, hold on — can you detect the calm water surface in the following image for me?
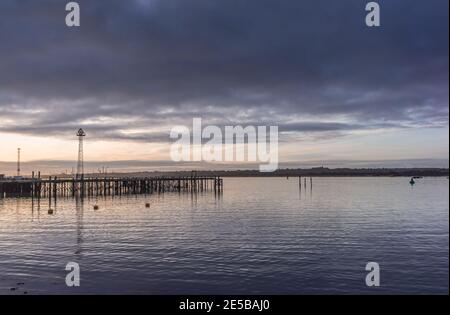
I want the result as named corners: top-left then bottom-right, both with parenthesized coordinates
top-left (0, 177), bottom-right (448, 294)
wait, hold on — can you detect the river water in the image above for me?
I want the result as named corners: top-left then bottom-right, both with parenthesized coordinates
top-left (0, 177), bottom-right (448, 294)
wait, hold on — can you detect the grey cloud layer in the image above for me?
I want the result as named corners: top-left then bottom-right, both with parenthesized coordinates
top-left (0, 0), bottom-right (448, 141)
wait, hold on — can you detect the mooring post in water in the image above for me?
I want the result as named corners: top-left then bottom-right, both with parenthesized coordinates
top-left (53, 176), bottom-right (58, 197)
top-left (31, 171), bottom-right (35, 197)
top-left (48, 176), bottom-right (52, 202)
top-left (38, 172), bottom-right (41, 198)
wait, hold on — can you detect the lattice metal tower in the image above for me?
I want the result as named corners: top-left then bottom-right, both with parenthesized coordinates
top-left (76, 129), bottom-right (86, 180)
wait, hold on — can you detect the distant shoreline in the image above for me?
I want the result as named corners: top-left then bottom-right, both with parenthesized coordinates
top-left (44, 168), bottom-right (450, 179)
top-left (2, 167), bottom-right (448, 180)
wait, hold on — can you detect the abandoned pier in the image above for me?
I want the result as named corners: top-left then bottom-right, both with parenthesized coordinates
top-left (0, 174), bottom-right (224, 198)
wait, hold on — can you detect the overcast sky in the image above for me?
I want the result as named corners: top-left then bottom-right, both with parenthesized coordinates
top-left (0, 0), bottom-right (448, 170)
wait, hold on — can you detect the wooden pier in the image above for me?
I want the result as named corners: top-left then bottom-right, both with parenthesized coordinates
top-left (0, 175), bottom-right (224, 198)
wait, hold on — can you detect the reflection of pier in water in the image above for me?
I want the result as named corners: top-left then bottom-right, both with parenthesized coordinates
top-left (75, 197), bottom-right (84, 256)
top-left (0, 176), bottom-right (224, 198)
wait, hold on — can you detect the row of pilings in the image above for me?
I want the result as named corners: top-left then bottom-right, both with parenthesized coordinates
top-left (0, 176), bottom-right (224, 198)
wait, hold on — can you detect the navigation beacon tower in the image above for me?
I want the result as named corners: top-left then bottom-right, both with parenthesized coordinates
top-left (76, 129), bottom-right (86, 180)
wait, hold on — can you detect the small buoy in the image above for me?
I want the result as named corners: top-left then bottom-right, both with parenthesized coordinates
top-left (48, 209), bottom-right (54, 215)
top-left (145, 203), bottom-right (150, 208)
top-left (93, 205), bottom-right (99, 210)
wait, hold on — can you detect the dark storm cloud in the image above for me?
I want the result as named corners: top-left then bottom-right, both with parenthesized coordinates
top-left (0, 0), bottom-right (448, 141)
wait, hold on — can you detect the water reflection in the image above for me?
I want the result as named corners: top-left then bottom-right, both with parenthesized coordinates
top-left (0, 178), bottom-right (448, 294)
top-left (75, 197), bottom-right (84, 256)
top-left (30, 195), bottom-right (41, 222)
